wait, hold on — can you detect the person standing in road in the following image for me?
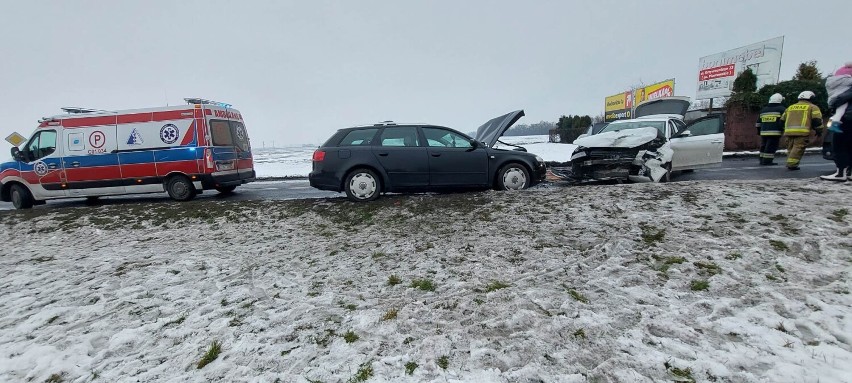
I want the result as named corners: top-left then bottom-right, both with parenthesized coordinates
top-left (756, 93), bottom-right (786, 165)
top-left (821, 63), bottom-right (852, 181)
top-left (781, 91), bottom-right (823, 170)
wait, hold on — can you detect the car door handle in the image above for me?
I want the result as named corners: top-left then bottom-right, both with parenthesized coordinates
top-left (70, 161), bottom-right (80, 168)
top-left (431, 153), bottom-right (441, 157)
top-left (377, 152), bottom-right (389, 157)
top-left (48, 164), bottom-right (58, 169)
top-left (710, 140), bottom-right (723, 144)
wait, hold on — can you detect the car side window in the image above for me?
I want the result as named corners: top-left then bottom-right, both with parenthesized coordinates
top-left (422, 127), bottom-right (472, 148)
top-left (687, 118), bottom-right (723, 136)
top-left (379, 127), bottom-right (420, 147)
top-left (339, 128), bottom-right (378, 146)
top-left (25, 130), bottom-right (57, 161)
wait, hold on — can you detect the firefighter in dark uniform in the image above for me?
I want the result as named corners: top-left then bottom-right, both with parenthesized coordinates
top-left (756, 93), bottom-right (786, 165)
top-left (781, 91), bottom-right (823, 170)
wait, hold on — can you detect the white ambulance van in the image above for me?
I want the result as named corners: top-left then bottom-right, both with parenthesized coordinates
top-left (1, 98), bottom-right (255, 209)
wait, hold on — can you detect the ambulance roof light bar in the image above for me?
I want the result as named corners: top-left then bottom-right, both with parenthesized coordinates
top-left (184, 98), bottom-right (233, 108)
top-left (61, 107), bottom-right (115, 114)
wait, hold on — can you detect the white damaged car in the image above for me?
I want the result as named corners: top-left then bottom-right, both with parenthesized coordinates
top-left (555, 97), bottom-right (725, 183)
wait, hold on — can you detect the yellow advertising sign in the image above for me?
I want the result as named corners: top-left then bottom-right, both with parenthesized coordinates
top-left (605, 79), bottom-right (676, 122)
top-left (5, 132), bottom-right (26, 147)
top-left (604, 91), bottom-right (633, 121)
top-left (633, 79), bottom-right (675, 106)
top-left (605, 92), bottom-right (630, 112)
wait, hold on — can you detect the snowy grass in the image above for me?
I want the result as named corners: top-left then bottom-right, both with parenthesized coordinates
top-left (1, 179), bottom-right (851, 382)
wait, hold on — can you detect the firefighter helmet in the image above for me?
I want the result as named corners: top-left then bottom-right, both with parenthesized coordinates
top-left (798, 91), bottom-right (816, 100)
top-left (769, 93), bottom-right (784, 103)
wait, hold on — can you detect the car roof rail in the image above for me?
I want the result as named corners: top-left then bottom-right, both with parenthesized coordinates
top-left (374, 120), bottom-right (397, 126)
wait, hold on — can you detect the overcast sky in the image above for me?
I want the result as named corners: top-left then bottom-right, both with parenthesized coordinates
top-left (1, 0), bottom-right (849, 146)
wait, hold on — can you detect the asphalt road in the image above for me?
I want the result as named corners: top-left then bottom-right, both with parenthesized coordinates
top-left (0, 154), bottom-right (839, 211)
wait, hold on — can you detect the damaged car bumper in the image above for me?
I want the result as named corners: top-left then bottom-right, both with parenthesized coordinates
top-left (552, 146), bottom-right (673, 183)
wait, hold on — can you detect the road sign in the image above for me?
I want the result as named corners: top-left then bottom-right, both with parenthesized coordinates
top-left (5, 132), bottom-right (26, 147)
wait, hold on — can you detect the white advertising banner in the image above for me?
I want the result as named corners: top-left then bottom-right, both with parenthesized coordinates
top-left (696, 36), bottom-right (784, 100)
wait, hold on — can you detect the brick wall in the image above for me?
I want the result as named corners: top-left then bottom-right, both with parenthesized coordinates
top-left (724, 104), bottom-right (824, 151)
top-left (724, 105), bottom-right (761, 151)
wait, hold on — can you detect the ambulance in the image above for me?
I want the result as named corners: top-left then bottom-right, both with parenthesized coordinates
top-left (0, 98), bottom-right (255, 209)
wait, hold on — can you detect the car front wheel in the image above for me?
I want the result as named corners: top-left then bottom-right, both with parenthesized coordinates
top-left (660, 163), bottom-right (672, 183)
top-left (345, 168), bottom-right (381, 202)
top-left (496, 163), bottom-right (530, 191)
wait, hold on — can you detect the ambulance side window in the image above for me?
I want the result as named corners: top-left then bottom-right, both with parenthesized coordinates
top-left (25, 130), bottom-right (57, 161)
top-left (68, 132), bottom-right (85, 152)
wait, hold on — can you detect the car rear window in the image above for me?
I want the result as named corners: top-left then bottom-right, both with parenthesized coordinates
top-left (338, 129), bottom-right (378, 146)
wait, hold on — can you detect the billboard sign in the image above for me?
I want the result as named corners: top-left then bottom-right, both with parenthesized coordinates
top-left (604, 91), bottom-right (633, 122)
top-left (633, 79), bottom-right (675, 106)
top-left (696, 36), bottom-right (784, 100)
top-left (604, 79), bottom-right (676, 122)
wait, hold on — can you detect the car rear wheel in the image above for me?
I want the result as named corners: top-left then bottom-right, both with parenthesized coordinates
top-left (345, 168), bottom-right (381, 202)
top-left (215, 185), bottom-right (237, 194)
top-left (497, 163), bottom-right (530, 191)
top-left (10, 184), bottom-right (34, 210)
top-left (166, 175), bottom-right (197, 202)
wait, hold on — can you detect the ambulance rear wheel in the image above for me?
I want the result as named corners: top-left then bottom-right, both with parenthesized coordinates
top-left (215, 185), bottom-right (237, 194)
top-left (10, 184), bottom-right (34, 210)
top-left (166, 176), bottom-right (196, 202)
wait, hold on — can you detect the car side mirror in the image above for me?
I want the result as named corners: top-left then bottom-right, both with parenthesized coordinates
top-left (10, 147), bottom-right (22, 161)
top-left (467, 140), bottom-right (479, 151)
top-left (675, 130), bottom-right (692, 138)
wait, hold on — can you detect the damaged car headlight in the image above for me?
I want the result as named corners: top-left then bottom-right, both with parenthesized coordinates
top-left (535, 155), bottom-right (545, 163)
top-left (570, 149), bottom-right (588, 161)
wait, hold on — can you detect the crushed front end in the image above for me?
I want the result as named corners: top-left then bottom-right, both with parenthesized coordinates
top-left (552, 138), bottom-right (672, 183)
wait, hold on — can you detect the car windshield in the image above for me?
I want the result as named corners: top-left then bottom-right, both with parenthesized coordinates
top-left (599, 120), bottom-right (666, 136)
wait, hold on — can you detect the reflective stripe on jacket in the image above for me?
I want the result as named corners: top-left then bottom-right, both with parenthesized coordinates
top-left (782, 101), bottom-right (823, 136)
top-left (756, 104), bottom-right (786, 136)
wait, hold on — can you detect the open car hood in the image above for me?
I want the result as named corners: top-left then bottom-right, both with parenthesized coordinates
top-left (573, 127), bottom-right (659, 149)
top-left (633, 96), bottom-right (691, 119)
top-left (474, 110), bottom-right (525, 148)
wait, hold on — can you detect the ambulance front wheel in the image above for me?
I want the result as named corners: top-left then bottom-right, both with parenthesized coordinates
top-left (166, 175), bottom-right (197, 202)
top-left (10, 184), bottom-right (34, 210)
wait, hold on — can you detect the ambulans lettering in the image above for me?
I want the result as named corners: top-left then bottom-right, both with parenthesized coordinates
top-left (213, 110), bottom-right (243, 120)
top-left (160, 124), bottom-right (179, 144)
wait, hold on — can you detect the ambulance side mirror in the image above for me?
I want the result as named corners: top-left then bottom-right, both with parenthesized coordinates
top-left (10, 147), bottom-right (22, 161)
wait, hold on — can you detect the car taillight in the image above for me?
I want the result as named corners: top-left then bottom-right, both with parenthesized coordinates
top-left (312, 150), bottom-right (325, 162)
top-left (205, 148), bottom-right (214, 170)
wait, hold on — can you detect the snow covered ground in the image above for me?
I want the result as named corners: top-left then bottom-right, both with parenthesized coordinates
top-left (1, 179), bottom-right (850, 382)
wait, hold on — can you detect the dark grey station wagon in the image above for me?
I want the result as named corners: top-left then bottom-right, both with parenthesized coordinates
top-left (309, 110), bottom-right (547, 201)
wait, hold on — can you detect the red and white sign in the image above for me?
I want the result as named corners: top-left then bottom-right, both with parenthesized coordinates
top-left (699, 64), bottom-right (736, 81)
